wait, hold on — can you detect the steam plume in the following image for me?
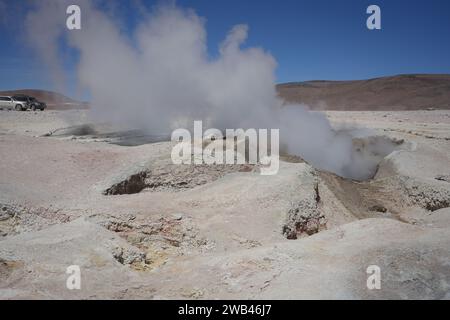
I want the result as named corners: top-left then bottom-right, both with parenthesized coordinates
top-left (25, 0), bottom-right (396, 180)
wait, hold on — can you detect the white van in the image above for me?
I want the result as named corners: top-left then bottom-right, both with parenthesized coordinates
top-left (0, 96), bottom-right (29, 111)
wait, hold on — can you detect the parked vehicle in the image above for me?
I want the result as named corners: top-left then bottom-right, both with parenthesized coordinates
top-left (28, 97), bottom-right (47, 111)
top-left (0, 96), bottom-right (29, 110)
top-left (0, 95), bottom-right (47, 111)
top-left (0, 96), bottom-right (14, 110)
top-left (11, 95), bottom-right (30, 111)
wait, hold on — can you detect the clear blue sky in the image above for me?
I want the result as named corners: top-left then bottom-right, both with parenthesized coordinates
top-left (1, 0), bottom-right (450, 99)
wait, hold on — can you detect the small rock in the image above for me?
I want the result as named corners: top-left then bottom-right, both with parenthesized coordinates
top-left (435, 175), bottom-right (450, 183)
top-left (171, 213), bottom-right (183, 221)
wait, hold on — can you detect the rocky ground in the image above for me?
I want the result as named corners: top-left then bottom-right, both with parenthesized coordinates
top-left (0, 109), bottom-right (449, 299)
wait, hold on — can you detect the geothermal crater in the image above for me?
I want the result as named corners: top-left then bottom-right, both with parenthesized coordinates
top-left (1, 109), bottom-right (450, 299)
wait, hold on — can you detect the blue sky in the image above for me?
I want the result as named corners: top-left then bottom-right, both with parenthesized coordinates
top-left (0, 0), bottom-right (449, 99)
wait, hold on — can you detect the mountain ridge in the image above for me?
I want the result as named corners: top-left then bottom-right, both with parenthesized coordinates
top-left (277, 74), bottom-right (450, 110)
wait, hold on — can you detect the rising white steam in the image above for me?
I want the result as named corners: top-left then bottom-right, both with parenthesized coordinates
top-left (25, 0), bottom-right (396, 180)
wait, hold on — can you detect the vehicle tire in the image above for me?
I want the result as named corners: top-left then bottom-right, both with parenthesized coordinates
top-left (15, 105), bottom-right (22, 111)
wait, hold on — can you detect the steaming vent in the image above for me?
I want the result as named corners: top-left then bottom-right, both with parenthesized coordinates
top-left (31, 3), bottom-right (406, 183)
top-left (342, 135), bottom-right (405, 180)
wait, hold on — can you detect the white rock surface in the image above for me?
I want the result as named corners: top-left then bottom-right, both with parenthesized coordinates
top-left (1, 109), bottom-right (449, 299)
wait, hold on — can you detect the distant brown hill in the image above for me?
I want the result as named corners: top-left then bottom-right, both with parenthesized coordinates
top-left (0, 89), bottom-right (88, 110)
top-left (277, 74), bottom-right (450, 110)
